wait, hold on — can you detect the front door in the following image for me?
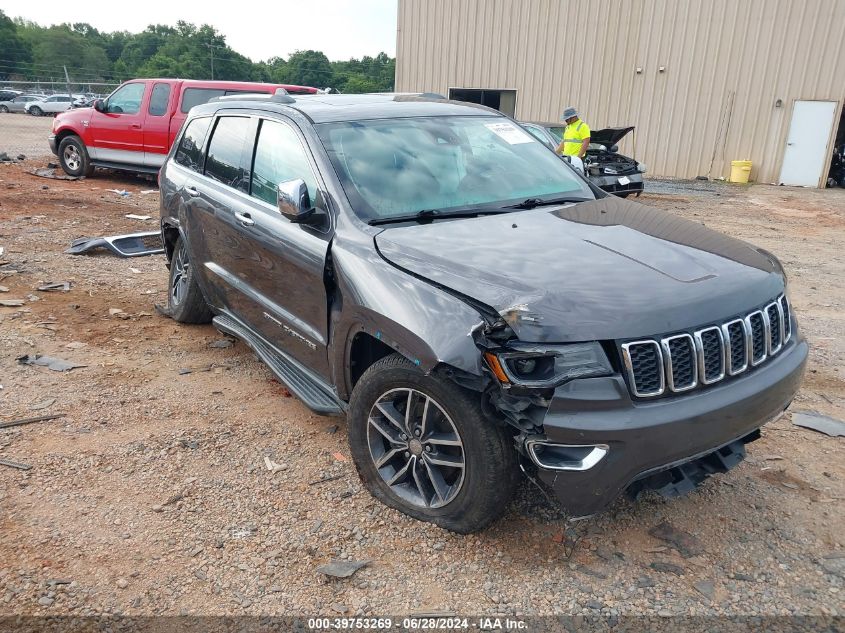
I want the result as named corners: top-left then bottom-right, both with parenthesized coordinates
top-left (779, 100), bottom-right (838, 187)
top-left (231, 117), bottom-right (332, 380)
top-left (88, 82), bottom-right (148, 166)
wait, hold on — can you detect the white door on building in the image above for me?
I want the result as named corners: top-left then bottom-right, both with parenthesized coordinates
top-left (779, 100), bottom-right (838, 187)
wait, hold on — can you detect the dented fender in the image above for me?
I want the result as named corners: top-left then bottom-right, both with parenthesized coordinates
top-left (328, 232), bottom-right (495, 400)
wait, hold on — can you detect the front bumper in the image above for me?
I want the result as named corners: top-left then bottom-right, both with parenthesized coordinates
top-left (589, 171), bottom-right (644, 196)
top-left (48, 135), bottom-right (57, 156)
top-left (534, 336), bottom-right (808, 517)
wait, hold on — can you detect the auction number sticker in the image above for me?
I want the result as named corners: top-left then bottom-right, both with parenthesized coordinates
top-left (484, 122), bottom-right (533, 144)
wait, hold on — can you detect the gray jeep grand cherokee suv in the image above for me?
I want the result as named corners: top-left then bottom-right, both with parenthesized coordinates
top-left (159, 92), bottom-right (807, 533)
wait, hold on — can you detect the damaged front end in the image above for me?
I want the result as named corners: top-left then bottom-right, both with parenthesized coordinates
top-left (469, 305), bottom-right (806, 520)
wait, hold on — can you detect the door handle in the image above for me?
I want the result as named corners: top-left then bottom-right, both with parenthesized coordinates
top-left (185, 185), bottom-right (200, 197)
top-left (130, 123), bottom-right (142, 129)
top-left (235, 211), bottom-right (255, 227)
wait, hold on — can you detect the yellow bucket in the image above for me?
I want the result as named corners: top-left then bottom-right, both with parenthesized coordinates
top-left (730, 159), bottom-right (752, 183)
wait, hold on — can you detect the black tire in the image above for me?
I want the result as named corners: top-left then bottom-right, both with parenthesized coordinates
top-left (615, 192), bottom-right (631, 198)
top-left (348, 354), bottom-right (518, 533)
top-left (57, 136), bottom-right (94, 178)
top-left (0, 105), bottom-right (8, 113)
top-left (168, 236), bottom-right (213, 324)
top-left (30, 106), bottom-right (43, 116)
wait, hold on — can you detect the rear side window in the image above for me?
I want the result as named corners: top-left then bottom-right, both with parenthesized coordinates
top-left (181, 88), bottom-right (225, 113)
top-left (204, 116), bottom-right (252, 190)
top-left (149, 83), bottom-right (171, 116)
top-left (180, 88), bottom-right (271, 113)
top-left (251, 119), bottom-right (318, 206)
top-left (174, 117), bottom-right (212, 171)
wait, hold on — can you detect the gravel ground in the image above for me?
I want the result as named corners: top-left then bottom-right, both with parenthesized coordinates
top-left (0, 114), bottom-right (54, 159)
top-left (0, 160), bottom-right (843, 618)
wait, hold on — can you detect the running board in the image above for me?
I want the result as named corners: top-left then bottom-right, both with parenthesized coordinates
top-left (90, 160), bottom-right (160, 175)
top-left (212, 312), bottom-right (345, 416)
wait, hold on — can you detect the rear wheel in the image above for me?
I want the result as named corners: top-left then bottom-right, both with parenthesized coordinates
top-left (0, 105), bottom-right (9, 114)
top-left (58, 136), bottom-right (94, 178)
top-left (29, 106), bottom-right (43, 116)
top-left (168, 236), bottom-right (213, 324)
top-left (348, 354), bottom-right (518, 533)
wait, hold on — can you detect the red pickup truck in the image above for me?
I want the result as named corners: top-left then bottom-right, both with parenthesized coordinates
top-left (49, 78), bottom-right (319, 177)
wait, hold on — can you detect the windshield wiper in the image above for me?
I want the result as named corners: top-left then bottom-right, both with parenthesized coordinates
top-left (505, 196), bottom-right (590, 209)
top-left (368, 207), bottom-right (513, 226)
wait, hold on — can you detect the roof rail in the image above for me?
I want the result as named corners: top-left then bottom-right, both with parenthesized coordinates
top-left (419, 92), bottom-right (447, 99)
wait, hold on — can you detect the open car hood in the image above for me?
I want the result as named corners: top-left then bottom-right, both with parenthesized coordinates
top-left (591, 126), bottom-right (635, 147)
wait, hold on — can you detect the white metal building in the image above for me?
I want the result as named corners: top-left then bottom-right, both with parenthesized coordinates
top-left (395, 0), bottom-right (845, 186)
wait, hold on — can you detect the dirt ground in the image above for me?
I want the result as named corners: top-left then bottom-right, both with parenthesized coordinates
top-left (0, 114), bottom-right (54, 159)
top-left (0, 159), bottom-right (843, 619)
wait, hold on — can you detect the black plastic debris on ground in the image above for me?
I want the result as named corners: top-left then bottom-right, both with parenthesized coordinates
top-left (31, 168), bottom-right (79, 181)
top-left (792, 410), bottom-right (845, 437)
top-left (17, 354), bottom-right (86, 372)
top-left (65, 231), bottom-right (164, 258)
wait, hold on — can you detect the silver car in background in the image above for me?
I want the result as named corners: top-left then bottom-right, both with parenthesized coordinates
top-left (0, 94), bottom-right (45, 114)
top-left (26, 94), bottom-right (77, 116)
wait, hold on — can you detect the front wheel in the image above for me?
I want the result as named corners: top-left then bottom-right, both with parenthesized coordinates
top-left (30, 106), bottom-right (43, 116)
top-left (58, 136), bottom-right (94, 178)
top-left (348, 354), bottom-right (518, 533)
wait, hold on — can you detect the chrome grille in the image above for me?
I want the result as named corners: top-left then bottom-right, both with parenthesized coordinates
top-left (622, 295), bottom-right (791, 398)
top-left (747, 311), bottom-right (767, 365)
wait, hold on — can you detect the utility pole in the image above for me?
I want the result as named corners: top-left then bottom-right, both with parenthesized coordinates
top-left (63, 65), bottom-right (73, 97)
top-left (206, 44), bottom-right (225, 80)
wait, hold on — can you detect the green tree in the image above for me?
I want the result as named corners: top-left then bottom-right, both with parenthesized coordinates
top-left (286, 50), bottom-right (333, 88)
top-left (0, 10), bottom-right (32, 80)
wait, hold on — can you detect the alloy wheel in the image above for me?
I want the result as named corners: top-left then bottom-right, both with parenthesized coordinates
top-left (170, 244), bottom-right (189, 306)
top-left (63, 145), bottom-right (81, 172)
top-left (367, 388), bottom-right (465, 508)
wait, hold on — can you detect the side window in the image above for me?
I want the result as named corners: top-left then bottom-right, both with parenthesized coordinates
top-left (149, 83), bottom-right (171, 116)
top-left (204, 116), bottom-right (252, 190)
top-left (180, 88), bottom-right (225, 113)
top-left (106, 83), bottom-right (145, 114)
top-left (174, 117), bottom-right (212, 172)
top-left (250, 119), bottom-right (318, 207)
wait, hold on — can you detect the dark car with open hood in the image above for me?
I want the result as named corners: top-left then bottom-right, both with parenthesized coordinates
top-left (158, 92), bottom-right (806, 533)
top-left (521, 121), bottom-right (646, 197)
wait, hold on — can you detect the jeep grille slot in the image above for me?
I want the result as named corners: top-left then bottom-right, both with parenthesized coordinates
top-left (621, 340), bottom-right (664, 397)
top-left (723, 319), bottom-right (748, 375)
top-left (747, 311), bottom-right (767, 366)
top-left (695, 327), bottom-right (725, 384)
top-left (662, 334), bottom-right (697, 392)
top-left (621, 294), bottom-right (791, 399)
top-left (780, 295), bottom-right (791, 342)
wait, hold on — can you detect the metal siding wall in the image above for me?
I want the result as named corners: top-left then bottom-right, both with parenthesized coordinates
top-left (396, 0), bottom-right (845, 182)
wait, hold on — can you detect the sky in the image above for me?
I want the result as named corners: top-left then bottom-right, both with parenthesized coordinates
top-left (2, 0), bottom-right (398, 61)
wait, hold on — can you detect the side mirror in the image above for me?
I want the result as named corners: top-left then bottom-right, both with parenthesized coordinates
top-left (93, 99), bottom-right (105, 112)
top-left (277, 179), bottom-right (317, 223)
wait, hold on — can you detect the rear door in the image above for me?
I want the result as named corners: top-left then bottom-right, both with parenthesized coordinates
top-left (142, 81), bottom-right (174, 168)
top-left (88, 81), bottom-right (148, 165)
top-left (182, 114), bottom-right (256, 320)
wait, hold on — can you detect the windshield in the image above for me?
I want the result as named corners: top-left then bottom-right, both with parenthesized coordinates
top-left (546, 126), bottom-right (565, 143)
top-left (316, 116), bottom-right (593, 221)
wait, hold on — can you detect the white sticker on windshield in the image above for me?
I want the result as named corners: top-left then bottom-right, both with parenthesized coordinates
top-left (484, 122), bottom-right (534, 145)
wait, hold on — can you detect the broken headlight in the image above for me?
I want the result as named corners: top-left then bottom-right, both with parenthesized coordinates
top-left (486, 342), bottom-right (613, 388)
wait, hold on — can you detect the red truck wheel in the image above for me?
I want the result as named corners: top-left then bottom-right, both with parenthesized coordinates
top-left (58, 136), bottom-right (94, 178)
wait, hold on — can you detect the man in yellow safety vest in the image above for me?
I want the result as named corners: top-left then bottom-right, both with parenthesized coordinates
top-left (555, 106), bottom-right (591, 159)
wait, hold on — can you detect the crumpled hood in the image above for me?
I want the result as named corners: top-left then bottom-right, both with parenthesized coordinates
top-left (374, 197), bottom-right (785, 342)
